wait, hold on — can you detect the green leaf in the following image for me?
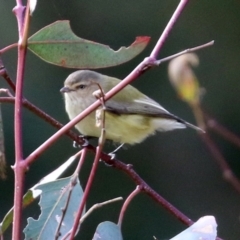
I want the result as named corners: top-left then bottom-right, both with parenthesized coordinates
top-left (23, 176), bottom-right (84, 240)
top-left (0, 155), bottom-right (77, 235)
top-left (93, 221), bottom-right (123, 240)
top-left (28, 20), bottom-right (150, 69)
top-left (170, 216), bottom-right (217, 240)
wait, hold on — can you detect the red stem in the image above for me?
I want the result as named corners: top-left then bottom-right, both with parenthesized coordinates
top-left (68, 146), bottom-right (102, 239)
top-left (74, 148), bottom-right (88, 175)
top-left (118, 186), bottom-right (141, 227)
top-left (12, 46), bottom-right (26, 240)
top-left (112, 160), bottom-right (194, 226)
top-left (12, 1), bottom-right (30, 239)
top-left (150, 0), bottom-right (189, 59)
top-left (0, 43), bottom-right (18, 54)
top-left (200, 133), bottom-right (240, 193)
top-left (206, 116), bottom-right (240, 148)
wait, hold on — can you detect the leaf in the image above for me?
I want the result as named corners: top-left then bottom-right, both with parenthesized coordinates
top-left (93, 221), bottom-right (123, 240)
top-left (169, 216), bottom-right (217, 240)
top-left (168, 53), bottom-right (200, 105)
top-left (28, 20), bottom-right (150, 68)
top-left (0, 155), bottom-right (77, 235)
top-left (23, 176), bottom-right (84, 240)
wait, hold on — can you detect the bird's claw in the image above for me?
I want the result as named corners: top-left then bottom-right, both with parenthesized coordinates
top-left (73, 135), bottom-right (91, 148)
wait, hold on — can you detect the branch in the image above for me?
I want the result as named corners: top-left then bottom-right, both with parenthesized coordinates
top-left (11, 0), bottom-right (30, 239)
top-left (190, 105), bottom-right (240, 193)
top-left (156, 40), bottom-right (214, 65)
top-left (0, 43), bottom-right (18, 54)
top-left (199, 132), bottom-right (240, 193)
top-left (205, 114), bottom-right (240, 148)
top-left (150, 0), bottom-right (189, 59)
top-left (79, 197), bottom-right (123, 224)
top-left (118, 186), bottom-right (141, 227)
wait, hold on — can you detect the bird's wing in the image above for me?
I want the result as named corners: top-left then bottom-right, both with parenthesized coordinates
top-left (105, 96), bottom-right (173, 118)
top-left (105, 96), bottom-right (202, 132)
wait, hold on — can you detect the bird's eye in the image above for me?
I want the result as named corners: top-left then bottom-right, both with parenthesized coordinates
top-left (76, 84), bottom-right (86, 90)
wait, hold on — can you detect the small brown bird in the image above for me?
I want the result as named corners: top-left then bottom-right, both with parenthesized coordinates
top-left (61, 70), bottom-right (201, 145)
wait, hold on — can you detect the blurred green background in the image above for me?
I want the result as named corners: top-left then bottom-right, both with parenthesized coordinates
top-left (1, 0), bottom-right (240, 239)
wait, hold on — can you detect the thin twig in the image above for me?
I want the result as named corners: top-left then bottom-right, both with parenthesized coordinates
top-left (150, 0), bottom-right (189, 59)
top-left (74, 148), bottom-right (88, 175)
top-left (0, 59), bottom-right (16, 92)
top-left (54, 149), bottom-right (87, 239)
top-left (200, 133), bottom-right (240, 193)
top-left (112, 159), bottom-right (194, 226)
top-left (118, 186), bottom-right (141, 228)
top-left (63, 146), bottom-right (103, 240)
top-left (54, 149), bottom-right (88, 239)
top-left (0, 43), bottom-right (18, 55)
top-left (0, 89), bottom-right (14, 97)
top-left (205, 114), bottom-right (240, 148)
top-left (54, 174), bottom-right (78, 240)
top-left (156, 40), bottom-right (214, 65)
top-left (80, 197), bottom-right (123, 224)
top-left (190, 104), bottom-right (240, 193)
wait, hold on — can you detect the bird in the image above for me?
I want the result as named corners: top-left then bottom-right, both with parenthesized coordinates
top-left (60, 70), bottom-right (201, 145)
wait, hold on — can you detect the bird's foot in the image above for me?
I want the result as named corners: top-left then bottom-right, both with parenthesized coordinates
top-left (108, 143), bottom-right (124, 160)
top-left (73, 135), bottom-right (94, 148)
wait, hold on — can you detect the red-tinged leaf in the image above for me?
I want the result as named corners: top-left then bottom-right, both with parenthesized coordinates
top-left (28, 20), bottom-right (150, 69)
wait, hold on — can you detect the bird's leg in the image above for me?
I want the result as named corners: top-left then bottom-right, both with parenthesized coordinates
top-left (73, 135), bottom-right (96, 148)
top-left (108, 143), bottom-right (124, 159)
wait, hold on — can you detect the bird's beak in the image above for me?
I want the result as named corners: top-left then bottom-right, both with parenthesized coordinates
top-left (60, 86), bottom-right (72, 93)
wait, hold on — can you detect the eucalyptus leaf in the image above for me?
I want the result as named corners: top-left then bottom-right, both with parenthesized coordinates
top-left (28, 20), bottom-right (150, 68)
top-left (170, 216), bottom-right (217, 240)
top-left (0, 155), bottom-right (77, 235)
top-left (23, 176), bottom-right (84, 240)
top-left (93, 221), bottom-right (123, 240)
